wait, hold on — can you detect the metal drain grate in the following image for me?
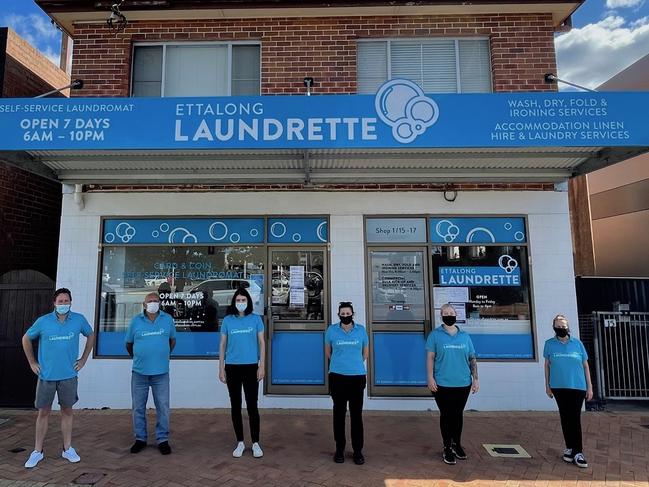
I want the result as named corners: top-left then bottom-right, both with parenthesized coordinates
top-left (73, 473), bottom-right (105, 485)
top-left (483, 444), bottom-right (531, 458)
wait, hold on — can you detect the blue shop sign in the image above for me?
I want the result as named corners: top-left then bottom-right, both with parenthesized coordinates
top-left (439, 265), bottom-right (521, 287)
top-left (1, 79), bottom-right (648, 150)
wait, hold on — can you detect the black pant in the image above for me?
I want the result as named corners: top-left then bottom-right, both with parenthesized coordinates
top-left (329, 372), bottom-right (366, 453)
top-left (434, 385), bottom-right (471, 448)
top-left (552, 388), bottom-right (586, 454)
top-left (225, 364), bottom-right (260, 443)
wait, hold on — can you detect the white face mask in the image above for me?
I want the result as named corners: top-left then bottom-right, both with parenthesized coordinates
top-left (55, 304), bottom-right (71, 315)
top-left (235, 302), bottom-right (247, 313)
top-left (146, 302), bottom-right (160, 314)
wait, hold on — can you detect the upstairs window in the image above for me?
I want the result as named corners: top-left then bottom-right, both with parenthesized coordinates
top-left (357, 39), bottom-right (492, 94)
top-left (132, 43), bottom-right (261, 97)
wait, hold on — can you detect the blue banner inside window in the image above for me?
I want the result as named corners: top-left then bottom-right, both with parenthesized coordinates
top-left (429, 217), bottom-right (526, 244)
top-left (102, 217), bottom-right (328, 245)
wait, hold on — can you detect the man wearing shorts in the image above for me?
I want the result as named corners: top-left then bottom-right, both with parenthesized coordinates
top-left (21, 288), bottom-right (95, 468)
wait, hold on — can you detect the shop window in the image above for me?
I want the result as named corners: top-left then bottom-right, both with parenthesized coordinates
top-left (357, 39), bottom-right (492, 94)
top-left (132, 43), bottom-right (261, 97)
top-left (431, 244), bottom-right (533, 359)
top-left (98, 245), bottom-right (265, 357)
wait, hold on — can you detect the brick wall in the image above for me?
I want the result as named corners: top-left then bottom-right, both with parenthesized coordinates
top-left (1, 28), bottom-right (70, 97)
top-left (0, 28), bottom-right (66, 280)
top-left (71, 13), bottom-right (557, 97)
top-left (0, 163), bottom-right (62, 279)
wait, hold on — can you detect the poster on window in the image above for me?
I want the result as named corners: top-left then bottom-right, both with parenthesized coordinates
top-left (370, 250), bottom-right (426, 321)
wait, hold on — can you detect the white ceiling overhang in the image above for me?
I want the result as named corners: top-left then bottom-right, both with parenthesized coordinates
top-left (10, 146), bottom-right (645, 185)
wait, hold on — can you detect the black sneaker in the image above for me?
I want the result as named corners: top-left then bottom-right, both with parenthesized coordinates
top-left (333, 450), bottom-right (344, 463)
top-left (452, 443), bottom-right (467, 460)
top-left (573, 453), bottom-right (588, 468)
top-left (353, 452), bottom-right (365, 465)
top-left (443, 447), bottom-right (456, 465)
top-left (130, 440), bottom-right (147, 454)
top-left (158, 441), bottom-right (172, 455)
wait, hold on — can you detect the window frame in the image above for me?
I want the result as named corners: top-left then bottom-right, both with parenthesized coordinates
top-left (130, 40), bottom-right (262, 97)
top-left (356, 37), bottom-right (493, 94)
top-left (363, 214), bottom-right (537, 365)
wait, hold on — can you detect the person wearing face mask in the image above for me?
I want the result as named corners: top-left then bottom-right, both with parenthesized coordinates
top-left (219, 287), bottom-right (266, 458)
top-left (21, 288), bottom-right (95, 469)
top-left (425, 303), bottom-right (479, 465)
top-left (543, 314), bottom-right (593, 468)
top-left (325, 301), bottom-right (369, 465)
top-left (125, 292), bottom-right (176, 455)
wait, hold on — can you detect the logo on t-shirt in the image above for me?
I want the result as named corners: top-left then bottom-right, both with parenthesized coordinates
top-left (231, 327), bottom-right (254, 335)
top-left (49, 332), bottom-right (75, 341)
top-left (552, 352), bottom-right (581, 359)
top-left (336, 339), bottom-right (360, 346)
top-left (443, 344), bottom-right (466, 350)
top-left (141, 328), bottom-right (166, 337)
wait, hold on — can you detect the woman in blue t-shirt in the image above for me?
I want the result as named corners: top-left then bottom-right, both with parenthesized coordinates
top-left (325, 301), bottom-right (369, 465)
top-left (219, 288), bottom-right (266, 459)
top-left (425, 303), bottom-right (479, 465)
top-left (543, 314), bottom-right (593, 468)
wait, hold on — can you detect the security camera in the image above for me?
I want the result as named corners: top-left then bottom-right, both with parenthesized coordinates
top-left (107, 1), bottom-right (127, 34)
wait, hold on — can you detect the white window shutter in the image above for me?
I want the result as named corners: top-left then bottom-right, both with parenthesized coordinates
top-left (458, 39), bottom-right (492, 93)
top-left (357, 41), bottom-right (388, 94)
top-left (421, 39), bottom-right (457, 93)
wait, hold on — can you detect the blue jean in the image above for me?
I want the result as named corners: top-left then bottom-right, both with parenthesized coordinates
top-left (131, 371), bottom-right (170, 444)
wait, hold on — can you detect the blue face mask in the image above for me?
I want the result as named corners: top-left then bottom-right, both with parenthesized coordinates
top-left (235, 302), bottom-right (247, 313)
top-left (55, 304), bottom-right (71, 315)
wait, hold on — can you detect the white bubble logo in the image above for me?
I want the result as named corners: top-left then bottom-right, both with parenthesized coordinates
top-left (208, 221), bottom-right (228, 241)
top-left (115, 222), bottom-right (136, 243)
top-left (435, 220), bottom-right (460, 243)
top-left (498, 255), bottom-right (519, 274)
top-left (270, 222), bottom-right (287, 238)
top-left (466, 227), bottom-right (496, 243)
top-left (375, 79), bottom-right (439, 144)
top-left (168, 227), bottom-right (198, 244)
top-left (316, 221), bottom-right (327, 243)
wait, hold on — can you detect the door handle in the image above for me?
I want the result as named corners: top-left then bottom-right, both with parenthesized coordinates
top-left (424, 319), bottom-right (431, 337)
top-left (267, 296), bottom-right (273, 340)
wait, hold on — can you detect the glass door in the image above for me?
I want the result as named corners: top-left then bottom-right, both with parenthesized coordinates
top-left (266, 248), bottom-right (329, 394)
top-left (367, 247), bottom-right (431, 396)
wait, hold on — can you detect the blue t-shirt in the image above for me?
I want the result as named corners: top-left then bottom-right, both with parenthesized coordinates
top-left (543, 336), bottom-right (588, 390)
top-left (125, 311), bottom-right (177, 375)
top-left (325, 323), bottom-right (369, 376)
top-left (220, 313), bottom-right (264, 365)
top-left (425, 326), bottom-right (475, 387)
top-left (26, 311), bottom-right (94, 381)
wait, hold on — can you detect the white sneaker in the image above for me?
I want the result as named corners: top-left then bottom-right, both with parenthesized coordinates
top-left (573, 452), bottom-right (588, 468)
top-left (232, 441), bottom-right (245, 458)
top-left (24, 450), bottom-right (44, 468)
top-left (62, 446), bottom-right (81, 463)
top-left (252, 442), bottom-right (264, 458)
top-left (562, 448), bottom-right (574, 462)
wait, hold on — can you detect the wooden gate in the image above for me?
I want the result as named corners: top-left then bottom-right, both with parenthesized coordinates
top-left (0, 270), bottom-right (54, 407)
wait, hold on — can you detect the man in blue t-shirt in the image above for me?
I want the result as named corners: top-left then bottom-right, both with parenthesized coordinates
top-left (21, 288), bottom-right (95, 469)
top-left (125, 292), bottom-right (176, 455)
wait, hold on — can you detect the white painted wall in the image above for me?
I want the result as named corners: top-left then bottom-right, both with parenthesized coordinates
top-left (58, 189), bottom-right (577, 411)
